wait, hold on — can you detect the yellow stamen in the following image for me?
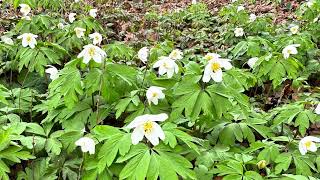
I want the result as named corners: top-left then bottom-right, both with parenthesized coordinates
top-left (143, 121), bottom-right (153, 134)
top-left (211, 62), bottom-right (221, 72)
top-left (163, 62), bottom-right (169, 68)
top-left (305, 141), bottom-right (312, 149)
top-left (26, 36), bottom-right (32, 42)
top-left (88, 47), bottom-right (95, 56)
top-left (152, 92), bottom-right (157, 97)
top-left (205, 55), bottom-right (213, 61)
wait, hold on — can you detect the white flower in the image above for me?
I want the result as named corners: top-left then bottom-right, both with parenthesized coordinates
top-left (17, 33), bottom-right (38, 49)
top-left (89, 9), bottom-right (98, 18)
top-left (232, 0), bottom-right (237, 2)
top-left (290, 25), bottom-right (299, 34)
top-left (45, 65), bottom-right (59, 80)
top-left (1, 36), bottom-right (13, 45)
top-left (75, 0), bottom-right (80, 2)
top-left (22, 16), bottom-right (31, 20)
top-left (234, 28), bottom-right (244, 37)
top-left (315, 104), bottom-right (320, 114)
top-left (249, 13), bottom-right (256, 22)
top-left (202, 57), bottom-right (232, 83)
top-left (237, 6), bottom-right (245, 12)
top-left (138, 47), bottom-right (149, 63)
top-left (153, 56), bottom-right (179, 78)
top-left (313, 17), bottom-right (319, 23)
top-left (307, 0), bottom-right (315, 8)
top-left (57, 23), bottom-right (64, 29)
top-left (146, 86), bottom-right (165, 105)
top-left (68, 13), bottom-right (76, 23)
top-left (75, 137), bottom-right (95, 154)
top-left (74, 27), bottom-right (86, 38)
top-left (204, 53), bottom-right (221, 61)
top-left (247, 57), bottom-right (259, 69)
top-left (299, 136), bottom-right (320, 155)
top-left (192, 0), bottom-right (197, 4)
top-left (78, 44), bottom-right (106, 64)
top-left (19, 4), bottom-right (31, 16)
top-left (126, 113), bottom-right (167, 146)
top-left (282, 44), bottom-right (300, 59)
top-left (89, 32), bottom-right (102, 45)
top-left (169, 49), bottom-right (183, 60)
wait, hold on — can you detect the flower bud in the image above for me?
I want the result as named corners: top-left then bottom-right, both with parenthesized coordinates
top-left (257, 160), bottom-right (267, 169)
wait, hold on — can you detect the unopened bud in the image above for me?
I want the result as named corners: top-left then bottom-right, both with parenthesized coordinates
top-left (257, 160), bottom-right (267, 169)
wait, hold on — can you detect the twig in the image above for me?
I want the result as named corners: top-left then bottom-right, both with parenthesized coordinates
top-left (77, 152), bottom-right (85, 180)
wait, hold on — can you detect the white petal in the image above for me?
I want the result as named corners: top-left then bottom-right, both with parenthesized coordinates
top-left (308, 142), bottom-right (317, 152)
top-left (299, 141), bottom-right (307, 155)
top-left (152, 98), bottom-right (159, 105)
top-left (315, 104), bottom-right (320, 114)
top-left (153, 60), bottom-right (164, 68)
top-left (166, 69), bottom-right (174, 78)
top-left (247, 57), bottom-right (258, 68)
top-left (22, 39), bottom-right (28, 47)
top-left (174, 63), bottom-right (179, 73)
top-left (153, 123), bottom-right (165, 140)
top-left (83, 54), bottom-right (91, 64)
top-left (211, 70), bottom-right (223, 82)
top-left (158, 92), bottom-right (165, 99)
top-left (158, 66), bottom-right (167, 75)
top-left (304, 136), bottom-right (320, 143)
top-left (202, 73), bottom-right (211, 83)
top-left (131, 126), bottom-right (145, 145)
top-left (220, 59), bottom-right (232, 70)
top-left (290, 48), bottom-right (298, 55)
top-left (145, 129), bottom-right (160, 146)
top-left (93, 54), bottom-right (102, 63)
top-left (126, 115), bottom-right (149, 129)
top-left (29, 42), bottom-right (35, 49)
top-left (150, 113), bottom-right (168, 122)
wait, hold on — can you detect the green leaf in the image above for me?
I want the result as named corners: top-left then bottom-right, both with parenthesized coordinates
top-left (45, 138), bottom-right (62, 155)
top-left (293, 156), bottom-right (313, 176)
top-left (98, 133), bottom-right (131, 173)
top-left (232, 41), bottom-right (248, 57)
top-left (119, 149), bottom-right (150, 180)
top-left (275, 153), bottom-right (292, 174)
top-left (115, 98), bottom-right (132, 119)
top-left (50, 66), bottom-right (83, 108)
top-left (26, 123), bottom-right (46, 136)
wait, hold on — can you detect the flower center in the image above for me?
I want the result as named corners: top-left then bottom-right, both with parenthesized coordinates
top-left (304, 141), bottom-right (312, 149)
top-left (88, 47), bottom-right (96, 56)
top-left (152, 92), bottom-right (158, 97)
top-left (287, 49), bottom-right (292, 54)
top-left (172, 51), bottom-right (178, 57)
top-left (26, 36), bottom-right (32, 42)
top-left (163, 62), bottom-right (169, 68)
top-left (143, 121), bottom-right (153, 134)
top-left (205, 55), bottom-right (213, 61)
top-left (211, 62), bottom-right (221, 72)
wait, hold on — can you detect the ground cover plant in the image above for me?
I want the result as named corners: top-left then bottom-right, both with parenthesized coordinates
top-left (1, 0), bottom-right (320, 179)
